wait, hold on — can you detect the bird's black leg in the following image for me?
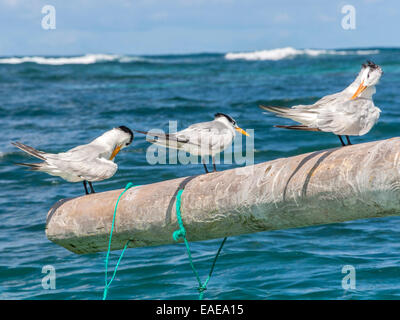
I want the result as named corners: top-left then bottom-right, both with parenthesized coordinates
top-left (337, 135), bottom-right (346, 147)
top-left (83, 180), bottom-right (89, 195)
top-left (212, 157), bottom-right (217, 172)
top-left (202, 158), bottom-right (209, 174)
top-left (88, 182), bottom-right (95, 193)
top-left (345, 136), bottom-right (352, 145)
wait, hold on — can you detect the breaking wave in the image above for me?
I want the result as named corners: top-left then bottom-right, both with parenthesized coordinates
top-left (0, 48), bottom-right (381, 65)
top-left (0, 54), bottom-right (146, 65)
top-left (224, 47), bottom-right (380, 61)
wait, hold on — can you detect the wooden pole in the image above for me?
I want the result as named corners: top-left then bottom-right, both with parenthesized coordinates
top-left (46, 137), bottom-right (400, 254)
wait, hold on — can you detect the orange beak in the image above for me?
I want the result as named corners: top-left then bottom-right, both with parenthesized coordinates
top-left (350, 81), bottom-right (367, 100)
top-left (110, 145), bottom-right (121, 160)
top-left (235, 127), bottom-right (250, 137)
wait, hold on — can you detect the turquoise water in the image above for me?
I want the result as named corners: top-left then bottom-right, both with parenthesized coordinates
top-left (1, 48), bottom-right (400, 300)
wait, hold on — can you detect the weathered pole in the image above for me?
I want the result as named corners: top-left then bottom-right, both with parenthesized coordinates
top-left (46, 137), bottom-right (400, 254)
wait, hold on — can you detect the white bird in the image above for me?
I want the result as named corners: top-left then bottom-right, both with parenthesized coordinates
top-left (260, 61), bottom-right (383, 146)
top-left (135, 113), bottom-right (249, 173)
top-left (12, 126), bottom-right (134, 194)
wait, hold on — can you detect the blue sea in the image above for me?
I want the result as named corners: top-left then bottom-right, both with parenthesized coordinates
top-left (1, 47), bottom-right (400, 300)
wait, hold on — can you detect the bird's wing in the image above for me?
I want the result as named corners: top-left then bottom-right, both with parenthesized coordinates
top-left (313, 97), bottom-right (367, 133)
top-left (178, 121), bottom-right (233, 151)
top-left (47, 156), bottom-right (118, 182)
top-left (295, 92), bottom-right (343, 111)
top-left (45, 144), bottom-right (106, 162)
top-left (135, 129), bottom-right (199, 149)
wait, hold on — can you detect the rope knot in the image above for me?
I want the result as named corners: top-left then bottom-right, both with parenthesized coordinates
top-left (173, 228), bottom-right (186, 241)
top-left (198, 285), bottom-right (207, 293)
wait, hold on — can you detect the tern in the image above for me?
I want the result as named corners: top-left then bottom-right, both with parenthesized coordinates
top-left (12, 126), bottom-right (134, 194)
top-left (135, 113), bottom-right (249, 173)
top-left (260, 61), bottom-right (383, 146)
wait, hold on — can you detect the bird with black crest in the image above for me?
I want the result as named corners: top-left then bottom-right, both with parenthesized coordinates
top-left (260, 61), bottom-right (383, 146)
top-left (12, 126), bottom-right (134, 194)
top-left (134, 113), bottom-right (249, 173)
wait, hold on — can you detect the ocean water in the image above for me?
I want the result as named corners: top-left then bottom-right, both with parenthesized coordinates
top-left (1, 47), bottom-right (400, 300)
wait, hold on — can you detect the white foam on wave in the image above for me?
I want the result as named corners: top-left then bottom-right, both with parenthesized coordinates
top-left (0, 48), bottom-right (381, 65)
top-left (224, 47), bottom-right (380, 61)
top-left (0, 54), bottom-right (214, 65)
top-left (0, 54), bottom-right (145, 65)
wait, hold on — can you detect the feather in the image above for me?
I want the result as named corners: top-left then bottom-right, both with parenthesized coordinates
top-left (14, 162), bottom-right (42, 171)
top-left (12, 142), bottom-right (46, 160)
top-left (134, 129), bottom-right (192, 145)
top-left (275, 125), bottom-right (321, 132)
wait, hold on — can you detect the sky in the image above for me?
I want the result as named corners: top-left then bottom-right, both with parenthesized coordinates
top-left (0, 0), bottom-right (398, 56)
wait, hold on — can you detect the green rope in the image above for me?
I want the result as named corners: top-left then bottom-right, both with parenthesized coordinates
top-left (173, 189), bottom-right (227, 300)
top-left (103, 182), bottom-right (136, 300)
